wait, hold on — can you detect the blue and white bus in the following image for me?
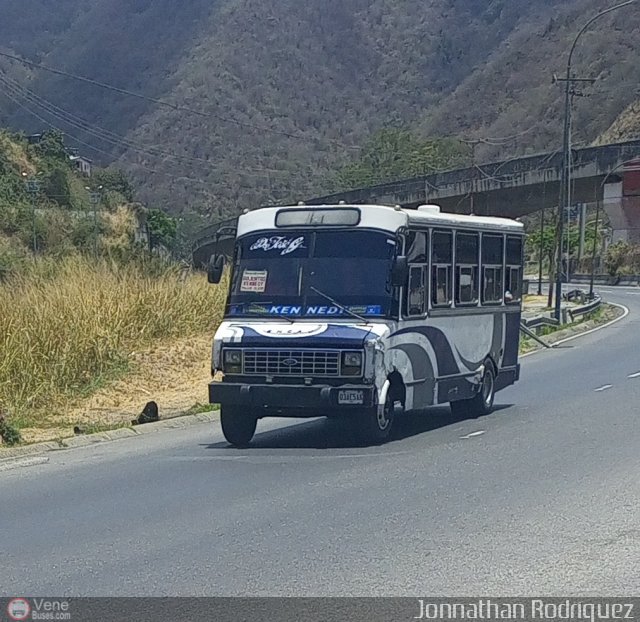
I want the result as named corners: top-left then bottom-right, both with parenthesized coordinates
top-left (207, 203), bottom-right (524, 446)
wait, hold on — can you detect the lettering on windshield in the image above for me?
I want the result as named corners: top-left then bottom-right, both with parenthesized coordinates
top-left (249, 236), bottom-right (306, 255)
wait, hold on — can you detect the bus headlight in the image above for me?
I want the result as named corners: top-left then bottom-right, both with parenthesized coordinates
top-left (342, 351), bottom-right (363, 376)
top-left (223, 349), bottom-right (243, 374)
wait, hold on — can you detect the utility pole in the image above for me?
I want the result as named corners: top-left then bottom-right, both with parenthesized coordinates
top-left (22, 172), bottom-right (41, 257)
top-left (553, 0), bottom-right (638, 321)
top-left (553, 79), bottom-right (593, 318)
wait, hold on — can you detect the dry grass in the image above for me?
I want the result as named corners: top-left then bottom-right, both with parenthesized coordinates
top-left (0, 131), bottom-right (35, 175)
top-left (0, 255), bottom-right (227, 427)
top-left (18, 333), bottom-right (216, 444)
top-left (67, 334), bottom-right (213, 423)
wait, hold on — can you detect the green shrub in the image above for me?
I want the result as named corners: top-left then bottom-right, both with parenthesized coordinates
top-left (0, 413), bottom-right (22, 446)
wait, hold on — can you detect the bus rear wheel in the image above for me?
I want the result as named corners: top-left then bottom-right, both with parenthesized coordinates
top-left (450, 364), bottom-right (496, 419)
top-left (220, 406), bottom-right (257, 447)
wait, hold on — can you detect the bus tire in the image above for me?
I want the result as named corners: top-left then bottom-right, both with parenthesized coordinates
top-left (450, 364), bottom-right (496, 419)
top-left (220, 406), bottom-right (257, 447)
top-left (360, 394), bottom-right (395, 444)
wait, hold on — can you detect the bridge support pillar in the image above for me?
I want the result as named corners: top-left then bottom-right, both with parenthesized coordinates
top-left (603, 181), bottom-right (640, 245)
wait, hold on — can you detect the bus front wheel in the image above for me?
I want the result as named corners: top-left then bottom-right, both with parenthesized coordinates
top-left (220, 406), bottom-right (257, 447)
top-left (359, 394), bottom-right (396, 444)
top-left (450, 364), bottom-right (496, 419)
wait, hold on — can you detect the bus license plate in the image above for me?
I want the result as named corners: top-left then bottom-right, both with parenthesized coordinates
top-left (338, 390), bottom-right (364, 405)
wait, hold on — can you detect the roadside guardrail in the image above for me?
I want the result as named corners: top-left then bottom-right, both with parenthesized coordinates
top-left (567, 295), bottom-right (602, 322)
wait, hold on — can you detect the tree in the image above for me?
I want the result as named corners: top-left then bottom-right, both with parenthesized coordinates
top-left (44, 166), bottom-right (72, 207)
top-left (526, 222), bottom-right (556, 265)
top-left (147, 208), bottom-right (177, 251)
top-left (92, 169), bottom-right (135, 202)
top-left (332, 128), bottom-right (468, 191)
top-left (33, 130), bottom-right (68, 163)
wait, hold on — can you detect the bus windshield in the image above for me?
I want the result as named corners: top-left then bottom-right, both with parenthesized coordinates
top-left (226, 229), bottom-right (398, 319)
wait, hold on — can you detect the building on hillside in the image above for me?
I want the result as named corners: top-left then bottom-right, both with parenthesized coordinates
top-left (623, 158), bottom-right (640, 197)
top-left (70, 155), bottom-right (92, 177)
top-left (602, 158), bottom-right (640, 245)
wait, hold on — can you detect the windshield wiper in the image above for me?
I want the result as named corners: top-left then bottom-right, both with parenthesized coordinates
top-left (246, 302), bottom-right (294, 324)
top-left (309, 286), bottom-right (368, 323)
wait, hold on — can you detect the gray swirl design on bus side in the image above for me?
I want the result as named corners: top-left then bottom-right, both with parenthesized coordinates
top-left (454, 314), bottom-right (504, 372)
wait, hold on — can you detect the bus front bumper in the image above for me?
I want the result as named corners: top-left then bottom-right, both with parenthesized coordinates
top-left (209, 381), bottom-right (376, 414)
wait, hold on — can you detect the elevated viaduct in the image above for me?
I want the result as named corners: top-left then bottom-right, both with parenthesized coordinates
top-left (193, 139), bottom-right (640, 266)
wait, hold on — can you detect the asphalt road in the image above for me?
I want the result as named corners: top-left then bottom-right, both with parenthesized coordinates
top-left (1, 287), bottom-right (640, 596)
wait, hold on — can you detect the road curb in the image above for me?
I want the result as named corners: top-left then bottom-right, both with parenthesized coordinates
top-left (521, 302), bottom-right (629, 358)
top-left (0, 301), bottom-right (629, 466)
top-left (0, 410), bottom-right (219, 467)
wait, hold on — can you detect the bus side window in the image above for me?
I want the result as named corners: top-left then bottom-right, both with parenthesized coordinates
top-left (407, 265), bottom-right (426, 316)
top-left (505, 236), bottom-right (524, 303)
top-left (432, 230), bottom-right (453, 307)
top-left (481, 233), bottom-right (504, 305)
top-left (455, 232), bottom-right (479, 305)
top-left (405, 231), bottom-right (427, 316)
top-left (406, 231), bottom-right (427, 264)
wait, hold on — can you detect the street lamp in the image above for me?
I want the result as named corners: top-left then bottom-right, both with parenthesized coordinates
top-left (537, 207), bottom-right (545, 296)
top-left (554, 0), bottom-right (638, 321)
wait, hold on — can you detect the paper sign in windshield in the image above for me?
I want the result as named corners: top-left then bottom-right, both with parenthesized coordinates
top-left (240, 270), bottom-right (268, 292)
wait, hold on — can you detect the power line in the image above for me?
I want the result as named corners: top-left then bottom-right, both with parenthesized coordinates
top-left (0, 73), bottom-right (205, 167)
top-left (481, 125), bottom-right (539, 144)
top-left (0, 50), bottom-right (360, 151)
top-left (0, 80), bottom-right (223, 189)
top-left (2, 51), bottom-right (586, 202)
top-left (0, 76), bottom-right (301, 193)
top-left (460, 124), bottom-right (540, 147)
top-left (0, 71), bottom-right (288, 175)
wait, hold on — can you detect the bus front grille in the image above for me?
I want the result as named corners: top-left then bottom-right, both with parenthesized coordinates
top-left (243, 349), bottom-right (340, 377)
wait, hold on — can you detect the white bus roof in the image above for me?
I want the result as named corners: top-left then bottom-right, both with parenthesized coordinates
top-left (404, 205), bottom-right (524, 233)
top-left (237, 204), bottom-right (524, 237)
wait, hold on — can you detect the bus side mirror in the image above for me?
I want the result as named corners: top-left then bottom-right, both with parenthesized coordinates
top-left (391, 256), bottom-right (409, 287)
top-left (207, 254), bottom-right (225, 284)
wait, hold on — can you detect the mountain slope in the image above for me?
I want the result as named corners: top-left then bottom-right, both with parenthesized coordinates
top-left (0, 0), bottom-right (639, 219)
top-left (421, 0), bottom-right (640, 158)
top-left (597, 99), bottom-right (640, 145)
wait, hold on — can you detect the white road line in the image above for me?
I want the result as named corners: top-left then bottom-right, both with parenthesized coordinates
top-left (594, 384), bottom-right (613, 392)
top-left (460, 430), bottom-right (485, 439)
top-left (628, 372), bottom-right (640, 379)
